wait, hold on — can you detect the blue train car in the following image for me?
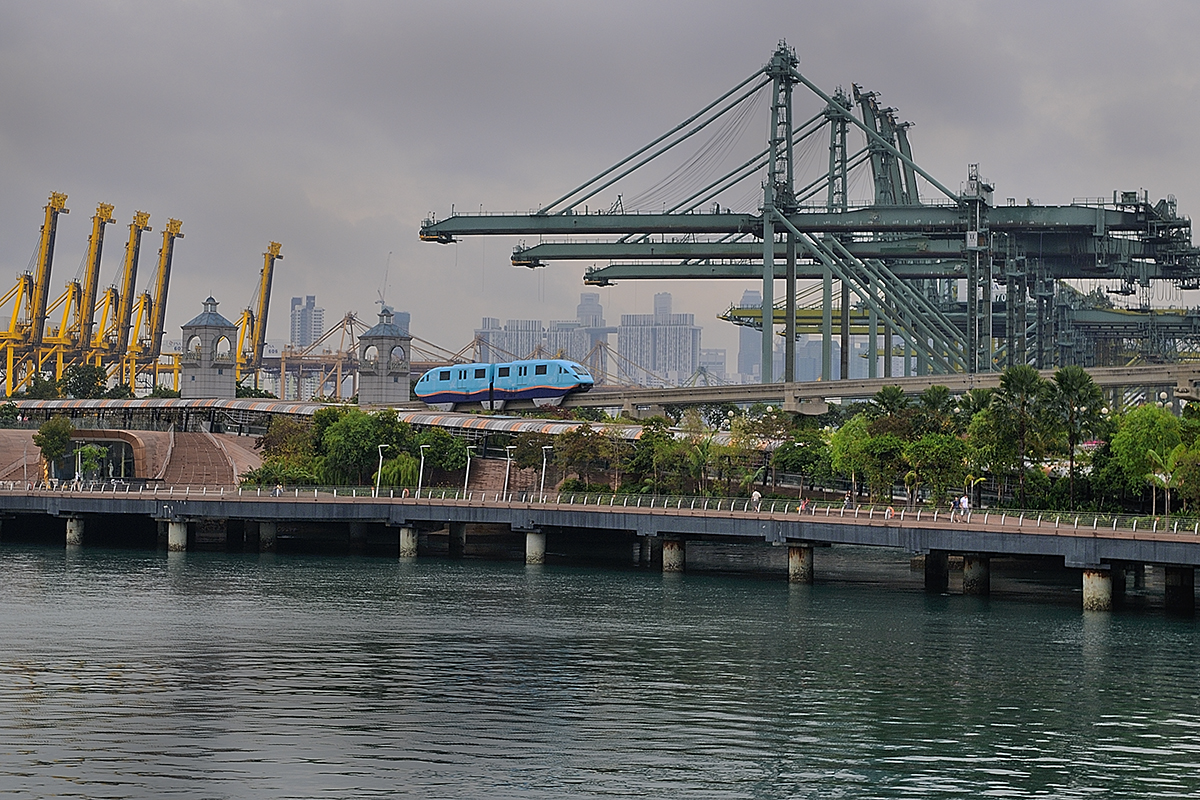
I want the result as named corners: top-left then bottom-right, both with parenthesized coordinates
top-left (415, 359), bottom-right (594, 410)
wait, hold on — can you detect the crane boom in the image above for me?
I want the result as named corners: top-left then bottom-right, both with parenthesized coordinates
top-left (251, 242), bottom-right (281, 370)
top-left (114, 211), bottom-right (151, 354)
top-left (146, 218), bottom-right (183, 358)
top-left (79, 203), bottom-right (115, 352)
top-left (28, 192), bottom-right (69, 347)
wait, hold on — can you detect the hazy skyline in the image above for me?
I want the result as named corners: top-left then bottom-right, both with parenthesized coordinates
top-left (3, 1), bottom-right (1199, 362)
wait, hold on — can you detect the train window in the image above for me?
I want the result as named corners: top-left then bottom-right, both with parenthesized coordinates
top-left (439, 371), bottom-right (450, 381)
top-left (498, 367), bottom-right (510, 377)
top-left (535, 364), bottom-right (547, 375)
top-left (474, 368), bottom-right (486, 379)
top-left (459, 370), bottom-right (466, 379)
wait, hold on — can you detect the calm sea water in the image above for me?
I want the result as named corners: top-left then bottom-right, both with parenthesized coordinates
top-left (0, 545), bottom-right (1198, 799)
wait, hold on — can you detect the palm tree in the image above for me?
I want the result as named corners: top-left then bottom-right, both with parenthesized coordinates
top-left (1052, 365), bottom-right (1103, 509)
top-left (993, 365), bottom-right (1048, 507)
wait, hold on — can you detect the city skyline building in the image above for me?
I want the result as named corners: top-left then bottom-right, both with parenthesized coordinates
top-left (736, 288), bottom-right (762, 383)
top-left (616, 292), bottom-right (702, 386)
top-left (289, 295), bottom-right (325, 349)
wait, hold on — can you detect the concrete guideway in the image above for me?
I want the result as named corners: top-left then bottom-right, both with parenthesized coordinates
top-left (3, 485), bottom-right (1198, 613)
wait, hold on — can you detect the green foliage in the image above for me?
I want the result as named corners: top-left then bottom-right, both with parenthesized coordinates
top-left (378, 452), bottom-right (419, 487)
top-left (149, 385), bottom-right (181, 398)
top-left (903, 433), bottom-right (967, 508)
top-left (319, 409), bottom-right (381, 484)
top-left (58, 364), bottom-right (108, 399)
top-left (23, 373), bottom-right (59, 399)
top-left (418, 426), bottom-right (467, 470)
top-left (104, 383), bottom-right (135, 399)
top-left (829, 414), bottom-right (870, 491)
top-left (772, 428), bottom-right (831, 484)
top-left (0, 402), bottom-right (17, 425)
top-left (236, 384), bottom-right (278, 398)
top-left (512, 432), bottom-right (555, 470)
top-left (1110, 404), bottom-right (1180, 496)
top-left (73, 443), bottom-right (108, 478)
top-left (860, 433), bottom-right (907, 501)
top-left (33, 416), bottom-right (74, 473)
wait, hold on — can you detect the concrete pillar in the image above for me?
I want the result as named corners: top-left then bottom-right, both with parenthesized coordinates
top-left (924, 551), bottom-right (949, 593)
top-left (639, 536), bottom-right (653, 567)
top-left (65, 516), bottom-right (84, 548)
top-left (168, 520), bottom-right (188, 553)
top-left (788, 544), bottom-right (813, 584)
top-left (1164, 566), bottom-right (1196, 616)
top-left (398, 526), bottom-right (418, 560)
top-left (525, 531), bottom-right (546, 565)
top-left (1111, 564), bottom-right (1126, 608)
top-left (1132, 564), bottom-right (1146, 589)
top-left (962, 554), bottom-right (990, 596)
top-left (258, 521), bottom-right (277, 553)
top-left (1082, 568), bottom-right (1113, 612)
top-left (448, 522), bottom-right (466, 559)
top-left (348, 521), bottom-right (367, 555)
top-left (662, 538), bottom-right (685, 573)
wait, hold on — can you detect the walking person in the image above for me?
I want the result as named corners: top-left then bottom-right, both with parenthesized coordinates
top-left (960, 493), bottom-right (971, 522)
top-left (752, 489), bottom-right (762, 512)
top-left (950, 495), bottom-right (960, 522)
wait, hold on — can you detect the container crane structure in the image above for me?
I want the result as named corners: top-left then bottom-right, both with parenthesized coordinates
top-left (419, 42), bottom-right (1200, 384)
top-left (236, 241), bottom-right (282, 387)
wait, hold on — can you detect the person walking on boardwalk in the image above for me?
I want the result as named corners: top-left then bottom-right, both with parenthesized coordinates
top-left (960, 493), bottom-right (970, 522)
top-left (752, 489), bottom-right (762, 511)
top-left (950, 495), bottom-right (960, 522)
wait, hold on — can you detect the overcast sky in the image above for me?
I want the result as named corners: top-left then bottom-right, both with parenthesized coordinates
top-left (2, 1), bottom-right (1198, 365)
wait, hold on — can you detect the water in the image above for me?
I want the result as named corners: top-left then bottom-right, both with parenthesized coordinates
top-left (1, 546), bottom-right (1199, 798)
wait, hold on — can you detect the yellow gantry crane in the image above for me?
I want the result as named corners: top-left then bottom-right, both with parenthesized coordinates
top-left (124, 218), bottom-right (184, 387)
top-left (236, 241), bottom-right (282, 387)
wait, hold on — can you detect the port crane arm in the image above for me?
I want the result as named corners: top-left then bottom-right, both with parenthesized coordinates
top-left (79, 203), bottom-right (115, 350)
top-left (146, 219), bottom-right (183, 358)
top-left (28, 192), bottom-right (69, 347)
top-left (114, 211), bottom-right (151, 354)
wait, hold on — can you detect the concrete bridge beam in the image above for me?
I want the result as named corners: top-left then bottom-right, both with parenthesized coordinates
top-left (788, 544), bottom-right (813, 583)
top-left (398, 526), bottom-right (418, 560)
top-left (259, 521), bottom-right (277, 553)
top-left (168, 520), bottom-right (188, 552)
top-left (1082, 568), bottom-right (1112, 611)
top-left (924, 551), bottom-right (949, 593)
top-left (65, 516), bottom-right (84, 548)
top-left (1164, 566), bottom-right (1195, 615)
top-left (662, 538), bottom-right (685, 573)
top-left (962, 554), bottom-right (990, 596)
top-left (525, 531), bottom-right (546, 565)
top-left (448, 522), bottom-right (466, 559)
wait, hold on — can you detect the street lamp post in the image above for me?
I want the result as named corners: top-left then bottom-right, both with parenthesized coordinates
top-left (417, 444), bottom-right (431, 498)
top-left (502, 445), bottom-right (515, 499)
top-left (375, 444), bottom-right (389, 497)
top-left (463, 445), bottom-right (476, 495)
top-left (540, 445), bottom-right (553, 500)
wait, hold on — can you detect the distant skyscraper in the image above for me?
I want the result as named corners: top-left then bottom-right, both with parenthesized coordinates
top-left (617, 292), bottom-right (702, 386)
top-left (736, 288), bottom-right (762, 381)
top-left (474, 294), bottom-right (614, 380)
top-left (289, 295), bottom-right (325, 349)
top-left (699, 348), bottom-right (726, 382)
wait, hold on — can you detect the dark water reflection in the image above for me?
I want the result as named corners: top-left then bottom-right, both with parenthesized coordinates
top-left (1, 546), bottom-right (1199, 798)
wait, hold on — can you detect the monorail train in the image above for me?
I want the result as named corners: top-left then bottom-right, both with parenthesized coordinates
top-left (415, 358), bottom-right (594, 410)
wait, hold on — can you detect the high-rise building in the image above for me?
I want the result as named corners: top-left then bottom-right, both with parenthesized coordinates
top-left (699, 348), bottom-right (726, 382)
top-left (736, 289), bottom-right (762, 382)
top-left (616, 292), bottom-right (702, 386)
top-left (289, 296), bottom-right (325, 349)
top-left (474, 294), bottom-right (615, 380)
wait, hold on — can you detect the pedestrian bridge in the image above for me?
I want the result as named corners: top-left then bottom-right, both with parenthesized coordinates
top-left (2, 484), bottom-right (1197, 613)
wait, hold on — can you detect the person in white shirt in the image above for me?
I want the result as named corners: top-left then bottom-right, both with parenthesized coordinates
top-left (960, 494), bottom-right (970, 521)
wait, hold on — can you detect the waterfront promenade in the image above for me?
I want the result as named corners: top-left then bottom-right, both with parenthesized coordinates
top-left (1, 483), bottom-right (1197, 612)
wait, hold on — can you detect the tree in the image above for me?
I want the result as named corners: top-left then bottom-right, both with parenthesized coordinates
top-left (417, 427), bottom-right (467, 471)
top-left (903, 433), bottom-right (967, 509)
top-left (33, 416), bottom-right (74, 479)
top-left (914, 385), bottom-right (956, 436)
top-left (24, 373), bottom-right (59, 399)
top-left (555, 425), bottom-right (605, 485)
top-left (236, 384), bottom-right (277, 398)
top-left (1146, 443), bottom-right (1188, 516)
top-left (58, 364), bottom-right (108, 399)
top-left (0, 402), bottom-right (17, 426)
top-left (1051, 365), bottom-right (1104, 509)
top-left (992, 365), bottom-right (1051, 506)
top-left (860, 433), bottom-right (907, 501)
top-left (1110, 404), bottom-right (1180, 507)
top-left (830, 414), bottom-right (871, 496)
top-left (772, 428), bottom-right (831, 491)
top-left (319, 409), bottom-right (379, 484)
top-left (73, 443), bottom-right (108, 479)
top-left (149, 385), bottom-right (181, 398)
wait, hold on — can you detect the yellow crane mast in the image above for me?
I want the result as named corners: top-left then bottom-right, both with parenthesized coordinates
top-left (112, 211), bottom-right (151, 355)
top-left (236, 241), bottom-right (282, 386)
top-left (27, 192), bottom-right (69, 349)
top-left (123, 218), bottom-right (183, 389)
top-left (79, 203), bottom-right (116, 357)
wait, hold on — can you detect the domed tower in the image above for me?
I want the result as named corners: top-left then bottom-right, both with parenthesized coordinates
top-left (180, 296), bottom-right (238, 399)
top-left (358, 304), bottom-right (411, 407)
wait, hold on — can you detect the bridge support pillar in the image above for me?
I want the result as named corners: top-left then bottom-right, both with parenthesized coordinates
top-left (662, 538), bottom-right (685, 573)
top-left (639, 536), bottom-right (653, 567)
top-left (1164, 566), bottom-right (1195, 616)
top-left (259, 522), bottom-right (277, 553)
top-left (525, 531), bottom-right (546, 565)
top-left (962, 554), bottom-right (990, 596)
top-left (924, 551), bottom-right (949, 593)
top-left (398, 526), bottom-right (418, 560)
top-left (348, 521), bottom-right (367, 555)
top-left (65, 516), bottom-right (84, 548)
top-left (448, 522), bottom-right (466, 559)
top-left (168, 520), bottom-right (188, 553)
top-left (1132, 563), bottom-right (1146, 589)
top-left (1082, 568), bottom-right (1112, 612)
top-left (787, 545), bottom-right (813, 583)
